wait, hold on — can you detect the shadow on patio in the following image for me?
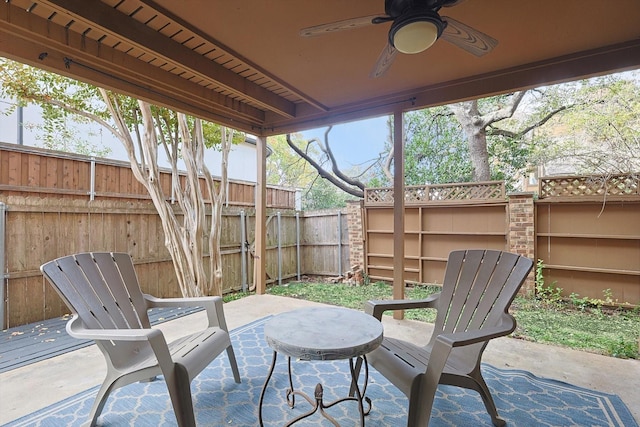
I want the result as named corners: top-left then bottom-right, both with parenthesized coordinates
top-left (1, 294), bottom-right (638, 426)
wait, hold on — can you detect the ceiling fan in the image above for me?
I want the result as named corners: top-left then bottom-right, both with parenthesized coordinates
top-left (299, 0), bottom-right (498, 78)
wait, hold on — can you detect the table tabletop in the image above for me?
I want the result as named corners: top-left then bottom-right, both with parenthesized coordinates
top-left (264, 307), bottom-right (383, 361)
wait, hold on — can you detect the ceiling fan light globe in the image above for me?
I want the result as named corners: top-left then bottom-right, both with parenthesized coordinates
top-left (393, 21), bottom-right (439, 54)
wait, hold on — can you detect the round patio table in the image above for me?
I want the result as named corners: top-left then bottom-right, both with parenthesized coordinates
top-left (258, 306), bottom-right (383, 426)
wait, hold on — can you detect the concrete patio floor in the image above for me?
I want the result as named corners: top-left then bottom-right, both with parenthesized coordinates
top-left (0, 294), bottom-right (638, 425)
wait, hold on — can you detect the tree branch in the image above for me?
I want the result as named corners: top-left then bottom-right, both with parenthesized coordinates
top-left (312, 126), bottom-right (366, 189)
top-left (481, 91), bottom-right (527, 126)
top-left (285, 134), bottom-right (363, 197)
top-left (383, 144), bottom-right (394, 182)
top-left (488, 104), bottom-right (573, 138)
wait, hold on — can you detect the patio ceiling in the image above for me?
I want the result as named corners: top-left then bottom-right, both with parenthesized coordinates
top-left (1, 0), bottom-right (640, 136)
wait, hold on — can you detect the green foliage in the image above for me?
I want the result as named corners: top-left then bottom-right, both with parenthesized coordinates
top-left (301, 177), bottom-right (350, 210)
top-left (607, 337), bottom-right (639, 359)
top-left (402, 107), bottom-right (473, 185)
top-left (486, 134), bottom-right (533, 190)
top-left (535, 259), bottom-right (563, 305)
top-left (569, 289), bottom-right (616, 311)
top-left (265, 281), bottom-right (639, 359)
top-left (267, 281), bottom-right (441, 322)
top-left (223, 291), bottom-right (251, 303)
top-left (401, 98), bottom-right (537, 189)
top-left (511, 297), bottom-right (639, 359)
top-left (532, 73), bottom-right (640, 174)
top-left (361, 272), bottom-right (371, 287)
top-left (0, 58), bottom-right (114, 155)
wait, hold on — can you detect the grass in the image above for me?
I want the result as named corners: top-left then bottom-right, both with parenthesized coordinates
top-left (264, 281), bottom-right (640, 359)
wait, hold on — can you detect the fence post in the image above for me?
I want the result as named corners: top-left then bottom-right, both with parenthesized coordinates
top-left (240, 210), bottom-right (247, 292)
top-left (508, 192), bottom-right (536, 295)
top-left (337, 211), bottom-right (342, 276)
top-left (296, 212), bottom-right (301, 280)
top-left (277, 211), bottom-right (282, 286)
top-left (89, 157), bottom-right (96, 201)
top-left (0, 202), bottom-right (6, 330)
top-left (346, 200), bottom-right (365, 271)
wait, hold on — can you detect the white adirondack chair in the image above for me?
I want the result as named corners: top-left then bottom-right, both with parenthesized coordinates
top-left (41, 252), bottom-right (241, 427)
top-left (359, 249), bottom-right (533, 426)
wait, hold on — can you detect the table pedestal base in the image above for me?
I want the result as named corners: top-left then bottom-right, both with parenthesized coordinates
top-left (259, 351), bottom-right (372, 426)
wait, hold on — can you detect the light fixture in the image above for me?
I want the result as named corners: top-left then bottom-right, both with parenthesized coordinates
top-left (389, 9), bottom-right (446, 54)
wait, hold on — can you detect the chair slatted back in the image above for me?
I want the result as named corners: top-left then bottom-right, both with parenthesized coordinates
top-left (432, 250), bottom-right (532, 339)
top-left (41, 252), bottom-right (151, 331)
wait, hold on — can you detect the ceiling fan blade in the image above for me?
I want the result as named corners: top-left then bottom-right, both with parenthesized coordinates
top-left (370, 43), bottom-right (398, 78)
top-left (440, 16), bottom-right (498, 56)
top-left (300, 15), bottom-right (381, 37)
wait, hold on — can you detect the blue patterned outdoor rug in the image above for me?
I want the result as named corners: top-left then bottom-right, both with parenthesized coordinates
top-left (5, 317), bottom-right (637, 427)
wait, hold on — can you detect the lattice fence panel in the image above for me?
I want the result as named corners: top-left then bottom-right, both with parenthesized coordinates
top-left (427, 182), bottom-right (505, 201)
top-left (365, 181), bottom-right (505, 206)
top-left (539, 174), bottom-right (640, 198)
top-left (365, 188), bottom-right (395, 204)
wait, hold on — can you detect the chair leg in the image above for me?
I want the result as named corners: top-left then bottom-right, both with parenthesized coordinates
top-left (406, 378), bottom-right (438, 427)
top-left (165, 364), bottom-right (196, 427)
top-left (226, 345), bottom-right (241, 383)
top-left (468, 371), bottom-right (506, 427)
top-left (87, 376), bottom-right (120, 427)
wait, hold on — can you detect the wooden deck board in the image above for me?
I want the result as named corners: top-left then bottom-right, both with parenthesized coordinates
top-left (0, 307), bottom-right (202, 373)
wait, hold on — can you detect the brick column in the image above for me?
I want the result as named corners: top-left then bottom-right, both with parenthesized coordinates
top-left (508, 192), bottom-right (536, 295)
top-left (346, 200), bottom-right (365, 274)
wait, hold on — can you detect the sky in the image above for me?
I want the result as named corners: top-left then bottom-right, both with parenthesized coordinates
top-left (299, 115), bottom-right (390, 170)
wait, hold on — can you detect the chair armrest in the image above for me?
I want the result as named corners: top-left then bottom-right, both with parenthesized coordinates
top-left (144, 294), bottom-right (219, 308)
top-left (435, 313), bottom-right (517, 348)
top-left (65, 314), bottom-right (165, 342)
top-left (144, 294), bottom-right (229, 331)
top-left (422, 312), bottom-right (517, 403)
top-left (364, 293), bottom-right (440, 320)
top-left (66, 315), bottom-right (176, 376)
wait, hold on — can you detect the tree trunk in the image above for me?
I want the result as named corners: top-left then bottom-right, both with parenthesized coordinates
top-left (450, 100), bottom-right (492, 181)
top-left (467, 129), bottom-right (491, 181)
top-left (100, 89), bottom-right (227, 298)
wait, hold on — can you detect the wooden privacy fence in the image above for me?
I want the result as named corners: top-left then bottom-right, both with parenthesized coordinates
top-left (300, 209), bottom-right (350, 277)
top-left (0, 142), bottom-right (295, 208)
top-left (363, 176), bottom-right (640, 308)
top-left (536, 173), bottom-right (640, 307)
top-left (0, 143), bottom-right (351, 328)
top-left (365, 182), bottom-right (509, 284)
top-left (0, 194), bottom-right (348, 328)
top-left (4, 140), bottom-right (638, 326)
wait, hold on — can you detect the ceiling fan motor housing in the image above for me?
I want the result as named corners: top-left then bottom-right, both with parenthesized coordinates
top-left (389, 7), bottom-right (447, 53)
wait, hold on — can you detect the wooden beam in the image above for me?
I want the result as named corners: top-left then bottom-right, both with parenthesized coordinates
top-left (39, 0), bottom-right (297, 118)
top-left (254, 136), bottom-right (267, 294)
top-left (136, 0), bottom-right (328, 114)
top-left (0, 2), bottom-right (265, 133)
top-left (392, 109), bottom-right (405, 320)
top-left (263, 39), bottom-right (640, 135)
